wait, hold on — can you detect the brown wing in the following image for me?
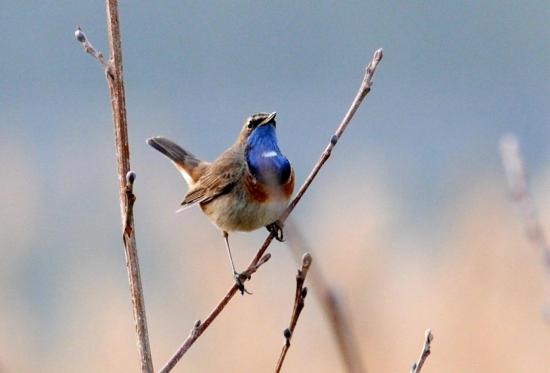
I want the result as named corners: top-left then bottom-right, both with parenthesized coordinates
top-left (180, 148), bottom-right (245, 208)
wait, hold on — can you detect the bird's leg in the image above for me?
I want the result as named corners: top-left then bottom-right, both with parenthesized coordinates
top-left (223, 231), bottom-right (251, 295)
top-left (266, 220), bottom-right (285, 242)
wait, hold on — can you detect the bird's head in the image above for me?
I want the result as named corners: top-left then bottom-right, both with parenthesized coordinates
top-left (238, 112), bottom-right (277, 143)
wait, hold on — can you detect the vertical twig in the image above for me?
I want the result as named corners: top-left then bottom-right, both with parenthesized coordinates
top-left (500, 134), bottom-right (550, 317)
top-left (285, 220), bottom-right (366, 373)
top-left (104, 2), bottom-right (154, 368)
top-left (275, 253), bottom-right (313, 373)
top-left (410, 329), bottom-right (433, 373)
top-left (75, 1), bottom-right (154, 371)
top-left (500, 134), bottom-right (550, 266)
top-left (159, 48), bottom-right (383, 372)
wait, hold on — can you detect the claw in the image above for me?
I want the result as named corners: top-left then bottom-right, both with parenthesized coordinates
top-left (266, 220), bottom-right (285, 242)
top-left (234, 272), bottom-right (252, 295)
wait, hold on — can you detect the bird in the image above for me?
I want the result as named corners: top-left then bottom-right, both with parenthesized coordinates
top-left (147, 112), bottom-right (294, 293)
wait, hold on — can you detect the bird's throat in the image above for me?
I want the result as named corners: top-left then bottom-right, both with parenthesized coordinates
top-left (246, 125), bottom-right (291, 185)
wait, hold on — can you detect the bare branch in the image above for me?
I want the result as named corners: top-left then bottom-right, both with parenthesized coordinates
top-left (74, 26), bottom-right (108, 68)
top-left (75, 1), bottom-right (153, 371)
top-left (280, 48), bottom-right (383, 223)
top-left (159, 48), bottom-right (384, 372)
top-left (158, 253), bottom-right (272, 373)
top-left (410, 329), bottom-right (433, 373)
top-left (500, 134), bottom-right (550, 267)
top-left (275, 253), bottom-right (312, 372)
top-left (500, 134), bottom-right (550, 319)
top-left (285, 220), bottom-right (366, 373)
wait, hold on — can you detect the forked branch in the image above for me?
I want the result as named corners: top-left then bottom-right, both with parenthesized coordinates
top-left (75, 1), bottom-right (153, 371)
top-left (160, 48), bottom-right (383, 373)
top-left (74, 27), bottom-right (108, 68)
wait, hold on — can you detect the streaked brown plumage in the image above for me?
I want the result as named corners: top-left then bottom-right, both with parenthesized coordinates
top-left (147, 112), bottom-right (294, 292)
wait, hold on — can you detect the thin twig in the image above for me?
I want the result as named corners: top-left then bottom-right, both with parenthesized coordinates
top-left (158, 253), bottom-right (272, 373)
top-left (500, 134), bottom-right (550, 317)
top-left (285, 220), bottom-right (366, 373)
top-left (410, 329), bottom-right (433, 373)
top-left (500, 134), bottom-right (550, 265)
top-left (159, 48), bottom-right (383, 373)
top-left (75, 2), bottom-right (154, 371)
top-left (275, 253), bottom-right (312, 372)
top-left (75, 26), bottom-right (108, 68)
top-left (279, 48), bottom-right (383, 224)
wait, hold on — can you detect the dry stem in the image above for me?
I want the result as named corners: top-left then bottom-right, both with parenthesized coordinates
top-left (75, 1), bottom-right (153, 371)
top-left (75, 26), bottom-right (108, 68)
top-left (285, 220), bottom-right (366, 373)
top-left (159, 48), bottom-right (383, 372)
top-left (500, 134), bottom-right (550, 317)
top-left (275, 253), bottom-right (312, 372)
top-left (500, 134), bottom-right (550, 265)
top-left (410, 329), bottom-right (433, 373)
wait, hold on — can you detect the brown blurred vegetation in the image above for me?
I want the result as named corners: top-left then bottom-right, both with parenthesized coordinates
top-left (2, 139), bottom-right (550, 372)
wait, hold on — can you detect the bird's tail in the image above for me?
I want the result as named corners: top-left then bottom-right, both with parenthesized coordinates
top-left (147, 136), bottom-right (207, 185)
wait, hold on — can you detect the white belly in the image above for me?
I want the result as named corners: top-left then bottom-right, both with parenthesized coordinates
top-left (201, 193), bottom-right (287, 232)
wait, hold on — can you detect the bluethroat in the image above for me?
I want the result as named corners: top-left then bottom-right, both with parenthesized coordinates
top-left (147, 112), bottom-right (294, 292)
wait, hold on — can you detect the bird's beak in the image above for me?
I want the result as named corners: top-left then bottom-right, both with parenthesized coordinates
top-left (258, 112), bottom-right (277, 126)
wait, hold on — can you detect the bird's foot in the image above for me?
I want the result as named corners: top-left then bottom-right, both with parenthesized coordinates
top-left (266, 220), bottom-right (285, 242)
top-left (234, 271), bottom-right (252, 295)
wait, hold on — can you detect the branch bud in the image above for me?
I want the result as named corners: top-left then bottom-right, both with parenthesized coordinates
top-left (126, 170), bottom-right (136, 186)
top-left (283, 328), bottom-right (292, 339)
top-left (301, 252), bottom-right (312, 269)
top-left (75, 27), bottom-right (86, 43)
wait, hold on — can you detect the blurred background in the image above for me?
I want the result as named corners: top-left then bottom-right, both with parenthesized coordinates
top-left (2, 1), bottom-right (550, 372)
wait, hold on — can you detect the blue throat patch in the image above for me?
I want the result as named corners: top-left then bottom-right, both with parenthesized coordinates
top-left (246, 124), bottom-right (291, 185)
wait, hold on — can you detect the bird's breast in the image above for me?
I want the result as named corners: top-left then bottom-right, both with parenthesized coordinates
top-left (244, 167), bottom-right (294, 204)
top-left (246, 152), bottom-right (292, 186)
top-left (200, 169), bottom-right (294, 232)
